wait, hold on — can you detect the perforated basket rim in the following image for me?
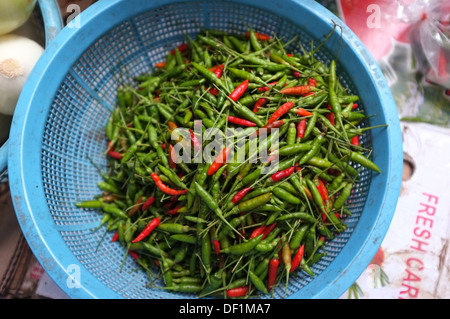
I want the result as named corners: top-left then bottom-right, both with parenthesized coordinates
top-left (8, 0), bottom-right (403, 299)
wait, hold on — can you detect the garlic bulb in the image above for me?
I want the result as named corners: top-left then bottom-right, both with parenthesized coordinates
top-left (0, 34), bottom-right (43, 115)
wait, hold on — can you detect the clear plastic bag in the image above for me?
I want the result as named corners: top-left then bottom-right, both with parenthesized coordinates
top-left (407, 0), bottom-right (450, 89)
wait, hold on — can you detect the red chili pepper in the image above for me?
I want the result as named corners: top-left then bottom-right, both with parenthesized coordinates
top-left (352, 103), bottom-right (358, 109)
top-left (212, 239), bottom-right (221, 255)
top-left (351, 135), bottom-right (360, 146)
top-left (292, 70), bottom-right (301, 78)
top-left (168, 144), bottom-right (177, 169)
top-left (250, 225), bottom-right (266, 239)
top-left (168, 120), bottom-right (178, 132)
top-left (154, 61), bottom-right (166, 68)
top-left (206, 65), bottom-right (223, 96)
top-left (111, 230), bottom-right (119, 242)
top-left (229, 79), bottom-right (249, 102)
top-left (209, 64), bottom-right (224, 78)
top-left (107, 141), bottom-right (123, 160)
top-left (188, 129), bottom-right (201, 152)
top-left (326, 110), bottom-right (335, 126)
top-left (228, 116), bottom-right (256, 127)
top-left (151, 173), bottom-right (188, 196)
top-left (231, 187), bottom-right (253, 204)
top-left (279, 85), bottom-right (312, 96)
top-left (258, 81), bottom-right (279, 92)
top-left (252, 97), bottom-right (269, 113)
top-left (129, 251), bottom-right (139, 260)
top-left (267, 101), bottom-right (294, 123)
top-left (316, 178), bottom-right (329, 221)
top-left (170, 43), bottom-right (188, 55)
top-left (132, 217), bottom-right (161, 243)
top-left (262, 222), bottom-right (277, 240)
top-left (308, 78), bottom-right (317, 87)
top-left (226, 285), bottom-right (249, 298)
top-left (297, 119), bottom-right (306, 139)
top-left (266, 153), bottom-right (278, 164)
top-left (326, 112), bottom-right (335, 126)
top-left (167, 206), bottom-right (182, 215)
top-left (317, 178), bottom-right (329, 201)
top-left (268, 257), bottom-right (279, 291)
top-left (142, 196), bottom-right (155, 211)
top-left (208, 146), bottom-right (231, 176)
top-left (296, 108), bottom-right (313, 117)
top-left (245, 31), bottom-right (270, 41)
top-left (208, 87), bottom-right (219, 96)
top-left (254, 119), bottom-right (285, 137)
top-left (325, 104), bottom-right (335, 126)
top-left (271, 166), bottom-right (295, 182)
top-left (290, 244), bottom-right (305, 272)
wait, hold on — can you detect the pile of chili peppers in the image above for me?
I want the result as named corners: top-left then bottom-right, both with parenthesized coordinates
top-left (76, 27), bottom-right (384, 298)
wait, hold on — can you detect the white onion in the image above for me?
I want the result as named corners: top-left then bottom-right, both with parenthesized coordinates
top-left (0, 0), bottom-right (37, 36)
top-left (0, 34), bottom-right (44, 115)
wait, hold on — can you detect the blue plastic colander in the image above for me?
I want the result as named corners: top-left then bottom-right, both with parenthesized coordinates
top-left (8, 0), bottom-right (402, 299)
top-left (0, 0), bottom-right (63, 182)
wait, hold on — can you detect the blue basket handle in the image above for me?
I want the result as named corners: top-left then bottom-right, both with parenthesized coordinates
top-left (39, 0), bottom-right (64, 47)
top-left (0, 142), bottom-right (8, 183)
top-left (0, 0), bottom-right (63, 180)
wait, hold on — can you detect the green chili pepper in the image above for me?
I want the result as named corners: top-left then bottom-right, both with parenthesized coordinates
top-left (233, 103), bottom-right (264, 127)
top-left (344, 150), bottom-right (381, 174)
top-left (317, 222), bottom-right (334, 239)
top-left (102, 204), bottom-right (128, 219)
top-left (192, 62), bottom-right (228, 92)
top-left (255, 237), bottom-right (280, 253)
top-left (303, 111), bottom-right (318, 140)
top-left (170, 234), bottom-right (197, 244)
top-left (249, 270), bottom-right (269, 295)
top-left (326, 151), bottom-right (359, 177)
top-left (217, 214), bottom-right (247, 240)
top-left (333, 182), bottom-right (353, 210)
top-left (278, 143), bottom-right (312, 156)
top-left (227, 193), bottom-right (272, 216)
top-left (228, 67), bottom-right (266, 86)
top-left (194, 182), bottom-right (238, 235)
top-left (254, 257), bottom-right (270, 278)
top-left (273, 187), bottom-right (302, 205)
top-left (299, 134), bottom-right (325, 165)
top-left (277, 212), bottom-right (315, 224)
top-left (158, 223), bottom-right (191, 234)
top-left (221, 234), bottom-right (263, 255)
top-left (75, 199), bottom-right (104, 209)
top-left (289, 224), bottom-right (310, 252)
top-left (199, 269), bottom-right (224, 297)
top-left (158, 164), bottom-right (188, 189)
top-left (201, 233), bottom-right (212, 274)
top-left (98, 181), bottom-right (121, 195)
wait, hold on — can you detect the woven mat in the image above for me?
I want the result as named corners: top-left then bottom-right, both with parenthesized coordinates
top-left (0, 183), bottom-right (46, 299)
